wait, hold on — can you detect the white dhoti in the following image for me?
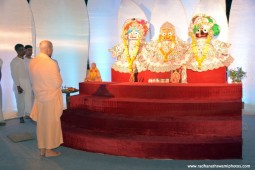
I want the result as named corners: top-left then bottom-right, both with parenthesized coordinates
top-left (23, 81), bottom-right (33, 114)
top-left (13, 84), bottom-right (25, 117)
top-left (31, 92), bottom-right (63, 149)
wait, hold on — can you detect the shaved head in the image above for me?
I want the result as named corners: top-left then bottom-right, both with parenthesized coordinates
top-left (39, 40), bottom-right (53, 57)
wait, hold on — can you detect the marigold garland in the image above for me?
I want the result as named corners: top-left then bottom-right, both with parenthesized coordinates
top-left (159, 42), bottom-right (175, 62)
top-left (123, 38), bottom-right (141, 72)
top-left (191, 34), bottom-right (211, 69)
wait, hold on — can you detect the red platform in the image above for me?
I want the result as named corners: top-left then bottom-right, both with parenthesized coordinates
top-left (61, 82), bottom-right (242, 159)
top-left (111, 67), bottom-right (227, 83)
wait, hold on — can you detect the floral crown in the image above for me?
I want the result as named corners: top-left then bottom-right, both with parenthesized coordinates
top-left (121, 18), bottom-right (149, 40)
top-left (189, 14), bottom-right (220, 37)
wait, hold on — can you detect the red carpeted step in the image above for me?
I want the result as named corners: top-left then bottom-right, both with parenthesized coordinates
top-left (61, 125), bottom-right (242, 160)
top-left (79, 82), bottom-right (242, 100)
top-left (61, 109), bottom-right (241, 137)
top-left (70, 95), bottom-right (242, 116)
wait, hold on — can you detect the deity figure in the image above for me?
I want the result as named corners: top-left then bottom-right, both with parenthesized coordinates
top-left (185, 14), bottom-right (233, 71)
top-left (85, 62), bottom-right (102, 82)
top-left (143, 22), bottom-right (188, 83)
top-left (109, 18), bottom-right (149, 82)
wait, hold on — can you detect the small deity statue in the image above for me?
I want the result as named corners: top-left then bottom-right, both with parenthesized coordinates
top-left (143, 22), bottom-right (188, 83)
top-left (109, 18), bottom-right (149, 82)
top-left (170, 70), bottom-right (181, 83)
top-left (85, 62), bottom-right (102, 82)
top-left (185, 14), bottom-right (234, 71)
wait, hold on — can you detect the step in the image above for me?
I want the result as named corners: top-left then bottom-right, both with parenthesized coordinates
top-left (61, 126), bottom-right (242, 160)
top-left (78, 82), bottom-right (242, 100)
top-left (70, 95), bottom-right (242, 116)
top-left (61, 109), bottom-right (242, 137)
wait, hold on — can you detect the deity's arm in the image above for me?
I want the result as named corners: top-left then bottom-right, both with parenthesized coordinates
top-left (173, 38), bottom-right (190, 64)
top-left (176, 38), bottom-right (189, 51)
top-left (182, 45), bottom-right (194, 64)
top-left (139, 42), bottom-right (154, 61)
top-left (109, 43), bottom-right (124, 58)
top-left (211, 39), bottom-right (231, 56)
top-left (211, 39), bottom-right (234, 65)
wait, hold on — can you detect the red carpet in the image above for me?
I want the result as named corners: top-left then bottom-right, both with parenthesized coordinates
top-left (61, 82), bottom-right (242, 159)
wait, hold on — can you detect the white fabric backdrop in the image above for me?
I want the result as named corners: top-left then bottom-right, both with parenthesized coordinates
top-left (87, 0), bottom-right (121, 81)
top-left (0, 0), bottom-right (33, 119)
top-left (229, 0), bottom-right (255, 110)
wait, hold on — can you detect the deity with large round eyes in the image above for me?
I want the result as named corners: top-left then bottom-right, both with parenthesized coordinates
top-left (109, 18), bottom-right (149, 81)
top-left (185, 14), bottom-right (234, 71)
top-left (143, 22), bottom-right (188, 83)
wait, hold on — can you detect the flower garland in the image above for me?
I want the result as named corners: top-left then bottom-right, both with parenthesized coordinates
top-left (123, 38), bottom-right (141, 73)
top-left (159, 42), bottom-right (175, 62)
top-left (191, 34), bottom-right (211, 69)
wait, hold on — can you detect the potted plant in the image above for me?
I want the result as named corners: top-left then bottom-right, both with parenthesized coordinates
top-left (229, 67), bottom-right (247, 83)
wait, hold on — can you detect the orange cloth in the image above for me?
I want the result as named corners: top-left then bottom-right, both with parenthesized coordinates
top-left (86, 68), bottom-right (101, 81)
top-left (29, 53), bottom-right (63, 149)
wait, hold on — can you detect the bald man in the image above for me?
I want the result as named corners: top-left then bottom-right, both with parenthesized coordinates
top-left (29, 40), bottom-right (63, 157)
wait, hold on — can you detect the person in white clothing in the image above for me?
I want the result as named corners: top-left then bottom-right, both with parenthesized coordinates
top-left (24, 45), bottom-right (34, 118)
top-left (0, 58), bottom-right (5, 125)
top-left (10, 44), bottom-right (33, 123)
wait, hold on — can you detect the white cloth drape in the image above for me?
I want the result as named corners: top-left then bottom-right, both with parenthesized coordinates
top-left (229, 0), bottom-right (255, 109)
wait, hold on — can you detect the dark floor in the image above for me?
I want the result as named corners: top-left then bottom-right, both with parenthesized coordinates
top-left (0, 110), bottom-right (254, 170)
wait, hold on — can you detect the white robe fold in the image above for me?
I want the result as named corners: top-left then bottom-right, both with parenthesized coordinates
top-left (29, 53), bottom-right (63, 149)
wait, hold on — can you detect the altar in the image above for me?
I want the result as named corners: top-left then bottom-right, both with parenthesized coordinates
top-left (60, 14), bottom-right (242, 159)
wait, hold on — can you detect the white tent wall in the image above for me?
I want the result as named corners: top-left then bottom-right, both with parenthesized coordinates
top-left (229, 0), bottom-right (255, 110)
top-left (0, 0), bottom-right (33, 119)
top-left (87, 0), bottom-right (121, 81)
top-left (30, 0), bottom-right (89, 108)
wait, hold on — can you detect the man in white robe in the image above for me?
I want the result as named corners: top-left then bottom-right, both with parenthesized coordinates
top-left (29, 40), bottom-right (63, 157)
top-left (10, 44), bottom-right (32, 123)
top-left (24, 45), bottom-right (34, 118)
top-left (0, 58), bottom-right (5, 125)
